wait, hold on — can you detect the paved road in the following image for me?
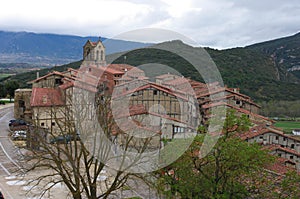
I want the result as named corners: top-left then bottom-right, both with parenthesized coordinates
top-left (0, 105), bottom-right (22, 175)
top-left (0, 104), bottom-right (24, 198)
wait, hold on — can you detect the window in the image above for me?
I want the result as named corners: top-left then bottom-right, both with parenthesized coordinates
top-left (275, 136), bottom-right (279, 140)
top-left (55, 78), bottom-right (63, 85)
top-left (278, 154), bottom-right (282, 157)
top-left (173, 126), bottom-right (185, 134)
top-left (18, 100), bottom-right (25, 108)
top-left (283, 137), bottom-right (286, 141)
top-left (236, 100), bottom-right (241, 105)
top-left (291, 144), bottom-right (295, 149)
top-left (41, 122), bottom-right (45, 127)
top-left (174, 126), bottom-right (178, 133)
top-left (259, 136), bottom-right (263, 139)
top-left (290, 156), bottom-right (294, 160)
top-left (52, 122), bottom-right (55, 126)
top-left (101, 50), bottom-right (104, 60)
top-left (96, 50), bottom-right (99, 60)
top-left (153, 90), bottom-right (158, 95)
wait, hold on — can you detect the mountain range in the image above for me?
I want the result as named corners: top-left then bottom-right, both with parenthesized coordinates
top-left (0, 31), bottom-right (151, 65)
top-left (0, 31), bottom-right (299, 102)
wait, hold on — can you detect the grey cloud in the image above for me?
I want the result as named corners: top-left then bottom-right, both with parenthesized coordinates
top-left (0, 0), bottom-right (299, 49)
top-left (164, 0), bottom-right (300, 48)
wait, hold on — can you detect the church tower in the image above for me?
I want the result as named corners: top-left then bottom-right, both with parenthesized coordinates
top-left (82, 38), bottom-right (106, 67)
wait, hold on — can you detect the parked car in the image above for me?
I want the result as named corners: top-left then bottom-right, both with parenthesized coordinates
top-left (9, 119), bottom-right (28, 131)
top-left (12, 130), bottom-right (27, 141)
top-left (50, 135), bottom-right (71, 144)
top-left (9, 119), bottom-right (26, 126)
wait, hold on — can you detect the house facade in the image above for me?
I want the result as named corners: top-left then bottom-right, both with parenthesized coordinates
top-left (240, 125), bottom-right (300, 171)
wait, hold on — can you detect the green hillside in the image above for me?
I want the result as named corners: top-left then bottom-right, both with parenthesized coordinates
top-left (110, 42), bottom-right (300, 101)
top-left (247, 32), bottom-right (300, 83)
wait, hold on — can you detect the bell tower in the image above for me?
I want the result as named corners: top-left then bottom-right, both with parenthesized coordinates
top-left (82, 38), bottom-right (106, 67)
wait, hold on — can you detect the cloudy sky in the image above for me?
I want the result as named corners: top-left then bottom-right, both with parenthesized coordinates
top-left (0, 0), bottom-right (299, 49)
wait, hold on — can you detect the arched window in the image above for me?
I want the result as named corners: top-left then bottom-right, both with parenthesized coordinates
top-left (96, 50), bottom-right (100, 60)
top-left (101, 50), bottom-right (104, 61)
top-left (86, 48), bottom-right (91, 60)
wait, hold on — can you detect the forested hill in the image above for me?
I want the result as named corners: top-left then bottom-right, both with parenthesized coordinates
top-left (247, 32), bottom-right (300, 82)
top-left (3, 33), bottom-right (300, 102)
top-left (109, 40), bottom-right (300, 101)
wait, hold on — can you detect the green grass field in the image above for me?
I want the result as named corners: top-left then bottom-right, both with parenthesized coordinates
top-left (274, 121), bottom-right (300, 134)
top-left (0, 73), bottom-right (12, 80)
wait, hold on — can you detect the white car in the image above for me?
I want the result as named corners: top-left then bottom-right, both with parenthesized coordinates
top-left (12, 131), bottom-right (27, 140)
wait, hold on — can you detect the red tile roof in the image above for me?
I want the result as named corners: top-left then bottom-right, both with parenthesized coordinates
top-left (195, 85), bottom-right (259, 107)
top-left (59, 80), bottom-right (74, 90)
top-left (202, 102), bottom-right (271, 123)
top-left (105, 67), bottom-right (124, 75)
top-left (266, 157), bottom-right (295, 175)
top-left (30, 71), bottom-right (74, 83)
top-left (108, 64), bottom-right (134, 72)
top-left (30, 88), bottom-right (65, 107)
top-left (239, 125), bottom-right (300, 143)
top-left (112, 82), bottom-right (188, 101)
top-left (163, 77), bottom-right (190, 86)
top-left (156, 73), bottom-right (178, 79)
top-left (264, 144), bottom-right (300, 157)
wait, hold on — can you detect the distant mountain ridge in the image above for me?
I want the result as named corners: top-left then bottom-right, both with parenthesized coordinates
top-left (0, 31), bottom-right (151, 65)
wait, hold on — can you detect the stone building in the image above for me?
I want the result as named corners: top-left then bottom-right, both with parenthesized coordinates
top-left (82, 39), bottom-right (106, 67)
top-left (14, 88), bottom-right (32, 122)
top-left (112, 80), bottom-right (199, 140)
top-left (30, 87), bottom-right (66, 134)
top-left (240, 125), bottom-right (300, 171)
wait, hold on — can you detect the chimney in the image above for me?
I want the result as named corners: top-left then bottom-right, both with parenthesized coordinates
top-left (37, 71), bottom-right (40, 79)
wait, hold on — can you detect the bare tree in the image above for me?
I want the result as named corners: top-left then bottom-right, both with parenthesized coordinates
top-left (21, 88), bottom-right (157, 199)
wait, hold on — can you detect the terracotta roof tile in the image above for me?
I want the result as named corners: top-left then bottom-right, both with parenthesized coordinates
top-left (239, 125), bottom-right (300, 143)
top-left (108, 64), bottom-right (134, 72)
top-left (264, 144), bottom-right (300, 157)
top-left (112, 82), bottom-right (188, 101)
top-left (30, 88), bottom-right (64, 107)
top-left (30, 71), bottom-right (74, 83)
top-left (266, 157), bottom-right (295, 175)
top-left (163, 77), bottom-right (190, 86)
top-left (156, 73), bottom-right (178, 79)
top-left (203, 102), bottom-right (271, 123)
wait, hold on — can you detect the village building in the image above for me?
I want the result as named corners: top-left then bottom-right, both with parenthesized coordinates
top-left (240, 125), bottom-right (300, 171)
top-left (13, 39), bottom-right (300, 174)
top-left (112, 79), bottom-right (199, 140)
top-left (14, 88), bottom-right (32, 121)
top-left (30, 87), bottom-right (66, 133)
top-left (292, 129), bottom-right (300, 136)
top-left (82, 39), bottom-right (106, 67)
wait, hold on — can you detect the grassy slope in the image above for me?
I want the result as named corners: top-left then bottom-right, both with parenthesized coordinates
top-left (274, 121), bottom-right (300, 134)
